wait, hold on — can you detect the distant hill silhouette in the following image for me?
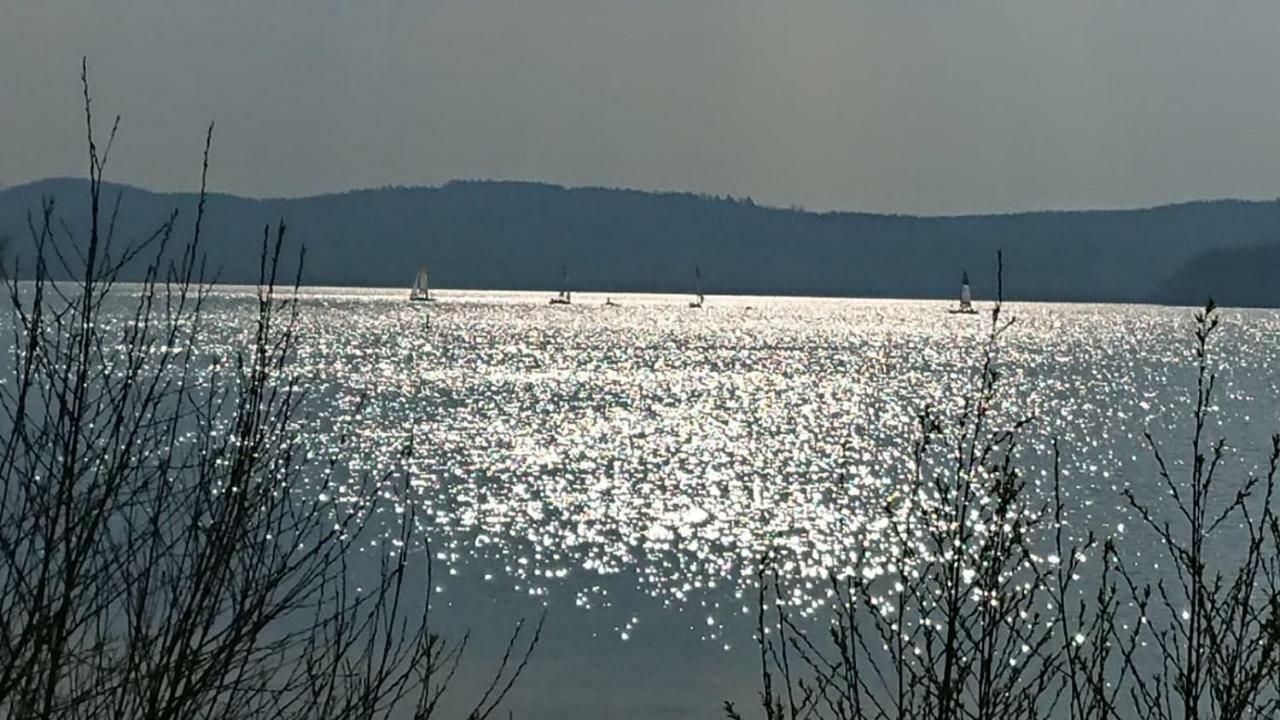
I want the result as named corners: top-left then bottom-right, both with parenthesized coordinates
top-left (1154, 243), bottom-right (1280, 309)
top-left (2, 178), bottom-right (1279, 306)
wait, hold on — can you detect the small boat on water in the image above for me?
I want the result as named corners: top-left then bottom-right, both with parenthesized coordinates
top-left (604, 297), bottom-right (619, 307)
top-left (549, 265), bottom-right (572, 305)
top-left (948, 270), bottom-right (977, 314)
top-left (409, 265), bottom-right (435, 302)
top-left (689, 265), bottom-right (705, 308)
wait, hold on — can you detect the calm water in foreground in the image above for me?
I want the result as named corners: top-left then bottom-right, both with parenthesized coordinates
top-left (190, 289), bottom-right (1280, 717)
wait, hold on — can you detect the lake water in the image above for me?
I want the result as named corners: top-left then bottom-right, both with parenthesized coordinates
top-left (187, 288), bottom-right (1280, 718)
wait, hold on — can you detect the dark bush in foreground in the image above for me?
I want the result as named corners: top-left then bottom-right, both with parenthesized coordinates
top-left (0, 64), bottom-right (539, 720)
top-left (729, 275), bottom-right (1280, 720)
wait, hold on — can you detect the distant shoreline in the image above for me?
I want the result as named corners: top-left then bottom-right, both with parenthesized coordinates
top-left (72, 282), bottom-right (1245, 312)
top-left (5, 178), bottom-right (1280, 308)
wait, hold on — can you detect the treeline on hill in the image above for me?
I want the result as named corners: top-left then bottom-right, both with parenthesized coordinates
top-left (2, 179), bottom-right (1280, 306)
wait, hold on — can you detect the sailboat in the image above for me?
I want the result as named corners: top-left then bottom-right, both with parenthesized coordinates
top-left (409, 265), bottom-right (435, 302)
top-left (689, 265), bottom-right (705, 308)
top-left (949, 270), bottom-right (977, 314)
top-left (549, 265), bottom-right (572, 305)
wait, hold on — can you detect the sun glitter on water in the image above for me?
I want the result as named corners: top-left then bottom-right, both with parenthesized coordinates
top-left (184, 288), bottom-right (1280, 623)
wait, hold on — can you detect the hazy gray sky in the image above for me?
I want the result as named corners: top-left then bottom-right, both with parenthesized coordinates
top-left (4, 0), bottom-right (1280, 214)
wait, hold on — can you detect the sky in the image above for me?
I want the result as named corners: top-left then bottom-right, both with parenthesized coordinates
top-left (3, 0), bottom-right (1280, 215)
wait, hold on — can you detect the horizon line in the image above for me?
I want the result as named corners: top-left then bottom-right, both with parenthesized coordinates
top-left (4, 175), bottom-right (1280, 220)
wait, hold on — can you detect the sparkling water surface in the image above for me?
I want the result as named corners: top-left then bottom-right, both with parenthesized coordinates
top-left (185, 288), bottom-right (1280, 717)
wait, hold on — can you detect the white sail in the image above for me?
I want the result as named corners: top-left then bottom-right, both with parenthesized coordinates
top-left (410, 265), bottom-right (430, 301)
top-left (959, 270), bottom-right (972, 310)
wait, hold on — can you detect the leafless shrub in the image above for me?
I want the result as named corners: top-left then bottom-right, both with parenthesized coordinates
top-left (0, 61), bottom-right (539, 720)
top-left (728, 268), bottom-right (1280, 720)
top-left (1116, 300), bottom-right (1280, 720)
